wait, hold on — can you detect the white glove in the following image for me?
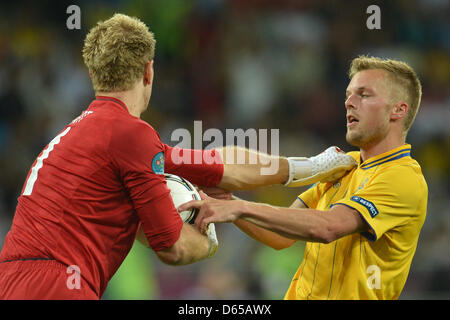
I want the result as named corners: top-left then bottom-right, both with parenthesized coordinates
top-left (205, 223), bottom-right (218, 258)
top-left (284, 146), bottom-right (357, 187)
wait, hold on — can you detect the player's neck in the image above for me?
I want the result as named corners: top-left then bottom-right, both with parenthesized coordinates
top-left (96, 89), bottom-right (145, 118)
top-left (360, 134), bottom-right (406, 163)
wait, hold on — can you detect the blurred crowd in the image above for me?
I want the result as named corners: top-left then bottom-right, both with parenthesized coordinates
top-left (0, 0), bottom-right (449, 299)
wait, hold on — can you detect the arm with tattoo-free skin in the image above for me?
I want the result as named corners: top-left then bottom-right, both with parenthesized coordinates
top-left (164, 145), bottom-right (357, 190)
top-left (177, 191), bottom-right (368, 247)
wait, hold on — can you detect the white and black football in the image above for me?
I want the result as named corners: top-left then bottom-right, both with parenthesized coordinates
top-left (164, 174), bottom-right (200, 224)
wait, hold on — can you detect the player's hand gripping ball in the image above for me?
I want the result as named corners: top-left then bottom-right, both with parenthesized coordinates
top-left (165, 174), bottom-right (219, 258)
top-left (164, 174), bottom-right (200, 223)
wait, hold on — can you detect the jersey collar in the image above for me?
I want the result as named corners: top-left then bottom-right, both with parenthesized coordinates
top-left (95, 96), bottom-right (129, 114)
top-left (360, 144), bottom-right (412, 170)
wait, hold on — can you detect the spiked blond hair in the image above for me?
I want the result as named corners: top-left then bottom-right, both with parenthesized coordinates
top-left (82, 13), bottom-right (156, 92)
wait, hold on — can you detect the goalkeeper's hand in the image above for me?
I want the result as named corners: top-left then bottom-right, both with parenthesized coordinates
top-left (205, 222), bottom-right (218, 258)
top-left (284, 146), bottom-right (357, 187)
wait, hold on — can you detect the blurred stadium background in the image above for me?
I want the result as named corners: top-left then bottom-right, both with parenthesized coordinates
top-left (0, 0), bottom-right (448, 300)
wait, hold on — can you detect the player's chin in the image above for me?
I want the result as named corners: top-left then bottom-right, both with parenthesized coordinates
top-left (345, 131), bottom-right (364, 148)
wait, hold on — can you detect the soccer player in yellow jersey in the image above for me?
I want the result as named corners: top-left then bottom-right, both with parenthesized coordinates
top-left (179, 56), bottom-right (428, 300)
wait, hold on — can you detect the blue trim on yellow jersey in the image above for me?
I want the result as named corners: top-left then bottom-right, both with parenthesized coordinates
top-left (330, 203), bottom-right (377, 242)
top-left (361, 152), bottom-right (411, 170)
top-left (361, 148), bottom-right (411, 168)
top-left (298, 197), bottom-right (309, 208)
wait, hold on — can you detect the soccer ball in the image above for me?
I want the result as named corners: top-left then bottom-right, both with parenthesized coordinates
top-left (164, 174), bottom-right (200, 224)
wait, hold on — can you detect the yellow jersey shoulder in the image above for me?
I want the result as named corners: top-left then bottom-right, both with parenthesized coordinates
top-left (347, 151), bottom-right (361, 164)
top-left (371, 155), bottom-right (428, 192)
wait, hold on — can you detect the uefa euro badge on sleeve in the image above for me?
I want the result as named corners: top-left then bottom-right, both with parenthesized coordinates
top-left (151, 152), bottom-right (165, 174)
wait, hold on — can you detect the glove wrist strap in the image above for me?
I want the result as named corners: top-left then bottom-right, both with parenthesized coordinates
top-left (284, 157), bottom-right (312, 186)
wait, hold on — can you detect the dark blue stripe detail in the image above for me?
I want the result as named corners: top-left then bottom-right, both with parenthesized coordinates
top-left (330, 202), bottom-right (377, 242)
top-left (360, 230), bottom-right (376, 242)
top-left (361, 148), bottom-right (411, 167)
top-left (297, 197), bottom-right (309, 208)
top-left (361, 152), bottom-right (410, 170)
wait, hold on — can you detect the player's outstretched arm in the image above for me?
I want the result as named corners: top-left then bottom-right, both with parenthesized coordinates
top-left (164, 144), bottom-right (356, 190)
top-left (216, 146), bottom-right (357, 190)
top-left (232, 198), bottom-right (304, 250)
top-left (215, 146), bottom-right (289, 190)
top-left (137, 223), bottom-right (217, 265)
top-left (178, 192), bottom-right (368, 245)
top-left (193, 188), bottom-right (294, 249)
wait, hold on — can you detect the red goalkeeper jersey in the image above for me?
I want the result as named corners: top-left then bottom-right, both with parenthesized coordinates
top-left (0, 96), bottom-right (223, 298)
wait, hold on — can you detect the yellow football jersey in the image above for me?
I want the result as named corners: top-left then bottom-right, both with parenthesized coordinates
top-left (284, 144), bottom-right (428, 300)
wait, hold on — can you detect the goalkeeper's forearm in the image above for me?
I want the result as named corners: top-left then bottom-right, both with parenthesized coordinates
top-left (215, 146), bottom-right (357, 189)
top-left (215, 146), bottom-right (290, 190)
top-left (138, 223), bottom-right (218, 265)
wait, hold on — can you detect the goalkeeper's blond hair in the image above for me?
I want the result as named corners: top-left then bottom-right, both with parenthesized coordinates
top-left (348, 55), bottom-right (422, 135)
top-left (82, 13), bottom-right (156, 92)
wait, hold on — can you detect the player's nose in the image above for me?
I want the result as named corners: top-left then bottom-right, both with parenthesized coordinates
top-left (345, 94), bottom-right (356, 110)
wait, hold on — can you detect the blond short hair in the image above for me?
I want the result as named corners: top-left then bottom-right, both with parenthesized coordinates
top-left (82, 13), bottom-right (156, 92)
top-left (348, 55), bottom-right (422, 133)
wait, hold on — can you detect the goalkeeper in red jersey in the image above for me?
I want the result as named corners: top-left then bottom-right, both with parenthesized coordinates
top-left (0, 14), bottom-right (355, 300)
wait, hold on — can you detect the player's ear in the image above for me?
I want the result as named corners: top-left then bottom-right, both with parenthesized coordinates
top-left (390, 101), bottom-right (408, 121)
top-left (143, 60), bottom-right (154, 86)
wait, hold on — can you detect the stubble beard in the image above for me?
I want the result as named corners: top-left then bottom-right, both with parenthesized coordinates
top-left (346, 129), bottom-right (365, 148)
top-left (346, 120), bottom-right (389, 149)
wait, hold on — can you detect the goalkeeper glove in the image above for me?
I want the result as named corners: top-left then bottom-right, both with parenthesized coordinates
top-left (284, 146), bottom-right (357, 187)
top-left (206, 223), bottom-right (218, 258)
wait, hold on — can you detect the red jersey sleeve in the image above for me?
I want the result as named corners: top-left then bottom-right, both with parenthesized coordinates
top-left (163, 144), bottom-right (224, 187)
top-left (109, 119), bottom-right (183, 251)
